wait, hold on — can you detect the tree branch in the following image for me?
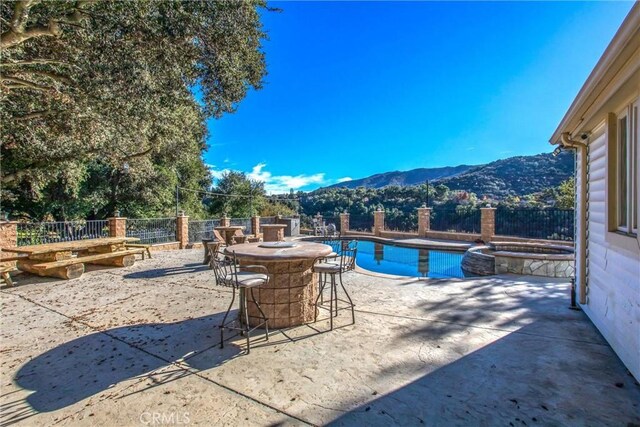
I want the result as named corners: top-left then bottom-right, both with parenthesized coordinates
top-left (121, 146), bottom-right (154, 160)
top-left (1, 147), bottom-right (101, 185)
top-left (9, 0), bottom-right (40, 33)
top-left (0, 76), bottom-right (53, 91)
top-left (0, 59), bottom-right (69, 67)
top-left (0, 1), bottom-right (92, 50)
top-left (12, 109), bottom-right (52, 121)
top-left (17, 69), bottom-right (74, 85)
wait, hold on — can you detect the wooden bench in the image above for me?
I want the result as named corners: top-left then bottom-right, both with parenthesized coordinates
top-left (1, 255), bottom-right (29, 262)
top-left (1, 265), bottom-right (17, 287)
top-left (125, 243), bottom-right (152, 259)
top-left (19, 249), bottom-right (145, 280)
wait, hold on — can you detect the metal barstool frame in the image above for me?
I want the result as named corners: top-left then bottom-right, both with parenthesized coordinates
top-left (208, 244), bottom-right (269, 354)
top-left (313, 240), bottom-right (357, 329)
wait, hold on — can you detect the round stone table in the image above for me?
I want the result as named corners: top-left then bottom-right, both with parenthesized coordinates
top-left (225, 241), bottom-right (332, 328)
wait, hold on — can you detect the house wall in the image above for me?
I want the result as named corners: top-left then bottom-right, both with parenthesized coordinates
top-left (577, 124), bottom-right (640, 380)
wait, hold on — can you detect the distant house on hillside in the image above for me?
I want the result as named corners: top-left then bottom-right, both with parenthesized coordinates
top-left (550, 4), bottom-right (639, 380)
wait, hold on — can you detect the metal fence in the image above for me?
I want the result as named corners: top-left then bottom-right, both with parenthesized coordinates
top-left (126, 218), bottom-right (177, 245)
top-left (17, 220), bottom-right (109, 246)
top-left (259, 216), bottom-right (277, 225)
top-left (188, 219), bottom-right (221, 243)
top-left (229, 217), bottom-right (252, 234)
top-left (430, 208), bottom-right (481, 234)
top-left (385, 213), bottom-right (418, 232)
top-left (496, 207), bottom-right (574, 241)
top-left (349, 213), bottom-right (373, 232)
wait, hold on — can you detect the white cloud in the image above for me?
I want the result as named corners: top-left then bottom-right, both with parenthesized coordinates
top-left (209, 163), bottom-right (326, 194)
top-left (337, 177), bottom-right (353, 183)
top-left (247, 163), bottom-right (271, 182)
top-left (248, 163), bottom-right (325, 193)
top-left (207, 164), bottom-right (231, 181)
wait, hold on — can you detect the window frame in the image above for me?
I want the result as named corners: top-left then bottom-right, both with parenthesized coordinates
top-left (614, 100), bottom-right (638, 236)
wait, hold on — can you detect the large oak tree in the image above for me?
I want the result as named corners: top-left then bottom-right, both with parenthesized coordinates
top-left (1, 0), bottom-right (269, 219)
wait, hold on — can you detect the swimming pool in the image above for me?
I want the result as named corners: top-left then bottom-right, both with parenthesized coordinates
top-left (341, 240), bottom-right (471, 279)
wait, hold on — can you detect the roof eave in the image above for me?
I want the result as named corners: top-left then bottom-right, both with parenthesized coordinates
top-left (549, 3), bottom-right (640, 145)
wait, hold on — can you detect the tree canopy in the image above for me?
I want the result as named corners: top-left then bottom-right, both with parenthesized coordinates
top-left (205, 171), bottom-right (297, 218)
top-left (1, 0), bottom-right (269, 220)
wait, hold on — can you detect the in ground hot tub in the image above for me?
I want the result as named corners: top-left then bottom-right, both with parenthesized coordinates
top-left (461, 242), bottom-right (574, 278)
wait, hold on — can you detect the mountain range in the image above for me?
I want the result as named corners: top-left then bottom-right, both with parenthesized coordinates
top-left (325, 151), bottom-right (574, 198)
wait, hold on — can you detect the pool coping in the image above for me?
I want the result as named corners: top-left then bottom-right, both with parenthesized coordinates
top-left (296, 235), bottom-right (473, 252)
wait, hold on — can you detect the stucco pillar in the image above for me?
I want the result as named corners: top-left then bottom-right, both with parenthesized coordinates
top-left (251, 215), bottom-right (260, 237)
top-left (339, 212), bottom-right (350, 233)
top-left (108, 217), bottom-right (127, 238)
top-left (417, 207), bottom-right (432, 237)
top-left (220, 216), bottom-right (230, 227)
top-left (480, 207), bottom-right (496, 243)
top-left (176, 214), bottom-right (189, 249)
top-left (0, 221), bottom-right (18, 266)
top-left (373, 209), bottom-right (385, 236)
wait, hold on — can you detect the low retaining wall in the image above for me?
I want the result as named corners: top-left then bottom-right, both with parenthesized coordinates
top-left (462, 242), bottom-right (575, 278)
top-left (461, 246), bottom-right (495, 275)
top-left (149, 242), bottom-right (181, 252)
top-left (494, 254), bottom-right (574, 277)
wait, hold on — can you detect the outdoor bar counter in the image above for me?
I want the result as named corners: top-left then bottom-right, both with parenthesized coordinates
top-left (225, 241), bottom-right (332, 328)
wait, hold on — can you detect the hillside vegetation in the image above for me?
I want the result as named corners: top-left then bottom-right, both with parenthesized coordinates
top-left (328, 151), bottom-right (574, 198)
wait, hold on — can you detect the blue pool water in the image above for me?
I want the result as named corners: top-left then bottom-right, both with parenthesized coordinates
top-left (350, 240), bottom-right (469, 278)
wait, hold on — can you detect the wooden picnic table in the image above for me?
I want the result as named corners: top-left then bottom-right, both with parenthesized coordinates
top-left (2, 237), bottom-right (143, 280)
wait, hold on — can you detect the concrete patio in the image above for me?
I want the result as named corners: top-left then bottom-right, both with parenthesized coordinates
top-left (1, 249), bottom-right (638, 426)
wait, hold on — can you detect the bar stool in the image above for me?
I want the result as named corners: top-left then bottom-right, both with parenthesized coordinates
top-left (209, 244), bottom-right (269, 353)
top-left (313, 240), bottom-right (357, 329)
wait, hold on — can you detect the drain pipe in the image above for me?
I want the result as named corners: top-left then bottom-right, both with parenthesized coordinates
top-left (560, 132), bottom-right (588, 305)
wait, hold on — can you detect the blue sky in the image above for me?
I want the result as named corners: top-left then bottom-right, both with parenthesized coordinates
top-left (204, 1), bottom-right (634, 193)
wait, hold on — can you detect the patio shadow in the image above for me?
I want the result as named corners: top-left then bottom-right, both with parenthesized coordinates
top-left (327, 319), bottom-right (640, 426)
top-left (123, 262), bottom-right (209, 279)
top-left (9, 313), bottom-right (239, 416)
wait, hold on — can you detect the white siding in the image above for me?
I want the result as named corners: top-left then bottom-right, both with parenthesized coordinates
top-left (578, 130), bottom-right (640, 380)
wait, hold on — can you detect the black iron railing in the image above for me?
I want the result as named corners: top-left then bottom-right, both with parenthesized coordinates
top-left (17, 220), bottom-right (109, 246)
top-left (384, 213), bottom-right (417, 232)
top-left (430, 208), bottom-right (481, 234)
top-left (495, 207), bottom-right (574, 241)
top-left (126, 218), bottom-right (177, 245)
top-left (188, 219), bottom-right (221, 243)
top-left (260, 216), bottom-right (277, 225)
top-left (229, 217), bottom-right (252, 234)
top-left (349, 214), bottom-right (373, 232)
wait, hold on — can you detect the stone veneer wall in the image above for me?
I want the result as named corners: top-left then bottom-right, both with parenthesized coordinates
top-left (494, 256), bottom-right (574, 278)
top-left (462, 243), bottom-right (575, 278)
top-left (461, 247), bottom-right (495, 275)
top-left (242, 259), bottom-right (316, 328)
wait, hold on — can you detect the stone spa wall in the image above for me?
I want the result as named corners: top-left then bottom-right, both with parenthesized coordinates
top-left (462, 242), bottom-right (575, 278)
